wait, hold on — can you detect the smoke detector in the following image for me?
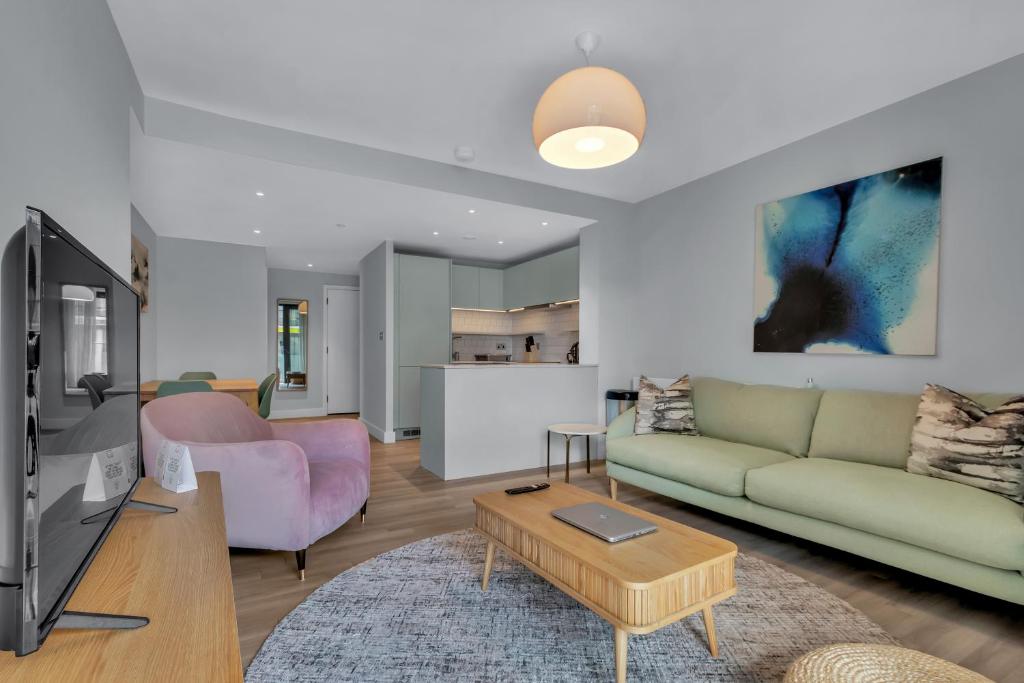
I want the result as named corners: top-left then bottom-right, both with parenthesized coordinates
top-left (453, 145), bottom-right (476, 163)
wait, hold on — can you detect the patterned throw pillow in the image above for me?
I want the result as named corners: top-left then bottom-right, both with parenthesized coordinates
top-left (908, 384), bottom-right (1024, 503)
top-left (633, 376), bottom-right (699, 436)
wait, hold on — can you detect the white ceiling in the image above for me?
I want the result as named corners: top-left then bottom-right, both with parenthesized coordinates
top-left (130, 118), bottom-right (593, 275)
top-left (111, 0), bottom-right (1024, 202)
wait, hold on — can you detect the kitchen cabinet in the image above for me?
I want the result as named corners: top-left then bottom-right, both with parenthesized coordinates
top-left (503, 246), bottom-right (579, 309)
top-left (478, 267), bottom-right (504, 309)
top-left (451, 265), bottom-right (479, 309)
top-left (394, 253), bottom-right (451, 431)
top-left (451, 264), bottom-right (504, 310)
top-left (396, 365), bottom-right (422, 430)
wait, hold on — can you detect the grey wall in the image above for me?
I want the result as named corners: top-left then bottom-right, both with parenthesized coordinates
top-left (131, 205), bottom-right (159, 380)
top-left (0, 0), bottom-right (142, 280)
top-left (267, 268), bottom-right (358, 416)
top-left (155, 236), bottom-right (269, 380)
top-left (359, 242), bottom-right (394, 441)
top-left (0, 0), bottom-right (141, 567)
top-left (595, 54), bottom-right (1024, 395)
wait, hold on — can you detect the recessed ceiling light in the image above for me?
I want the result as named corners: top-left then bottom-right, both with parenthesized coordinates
top-left (255, 191), bottom-right (265, 197)
top-left (253, 229), bottom-right (261, 234)
top-left (467, 208), bottom-right (476, 214)
top-left (498, 240), bottom-right (504, 245)
top-left (433, 231), bottom-right (440, 236)
top-left (307, 263), bottom-right (313, 268)
top-left (541, 221), bottom-right (549, 226)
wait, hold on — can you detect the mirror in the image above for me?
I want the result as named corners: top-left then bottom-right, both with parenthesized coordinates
top-left (62, 284), bottom-right (108, 394)
top-left (276, 298), bottom-right (308, 391)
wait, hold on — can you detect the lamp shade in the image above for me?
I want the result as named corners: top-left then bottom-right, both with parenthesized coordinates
top-left (533, 66), bottom-right (646, 170)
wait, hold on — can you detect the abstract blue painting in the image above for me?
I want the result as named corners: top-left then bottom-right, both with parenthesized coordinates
top-left (754, 158), bottom-right (941, 355)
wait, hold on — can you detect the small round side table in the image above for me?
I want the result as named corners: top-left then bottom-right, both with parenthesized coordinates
top-left (547, 423), bottom-right (606, 483)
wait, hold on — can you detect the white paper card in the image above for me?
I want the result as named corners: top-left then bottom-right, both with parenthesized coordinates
top-left (82, 443), bottom-right (136, 502)
top-left (155, 440), bottom-right (198, 493)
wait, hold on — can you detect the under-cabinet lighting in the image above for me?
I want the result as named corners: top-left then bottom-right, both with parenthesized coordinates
top-left (451, 307), bottom-right (507, 312)
top-left (553, 299), bottom-right (580, 306)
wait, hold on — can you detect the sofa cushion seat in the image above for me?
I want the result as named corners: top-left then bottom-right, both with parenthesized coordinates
top-left (745, 458), bottom-right (1024, 570)
top-left (607, 434), bottom-right (793, 497)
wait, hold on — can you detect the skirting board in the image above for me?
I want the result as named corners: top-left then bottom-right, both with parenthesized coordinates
top-left (361, 417), bottom-right (395, 444)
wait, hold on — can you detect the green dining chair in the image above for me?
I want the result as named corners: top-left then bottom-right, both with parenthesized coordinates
top-left (257, 373), bottom-right (277, 419)
top-left (156, 380), bottom-right (214, 398)
top-left (179, 371), bottom-right (217, 380)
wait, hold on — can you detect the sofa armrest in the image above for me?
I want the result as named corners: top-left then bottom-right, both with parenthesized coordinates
top-left (607, 407), bottom-right (636, 440)
top-left (182, 439), bottom-right (311, 551)
top-left (270, 418), bottom-right (370, 467)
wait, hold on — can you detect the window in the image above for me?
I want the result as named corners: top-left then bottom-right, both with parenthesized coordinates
top-left (62, 284), bottom-right (108, 393)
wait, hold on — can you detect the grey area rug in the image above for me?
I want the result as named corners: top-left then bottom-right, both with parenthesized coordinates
top-left (247, 530), bottom-right (897, 682)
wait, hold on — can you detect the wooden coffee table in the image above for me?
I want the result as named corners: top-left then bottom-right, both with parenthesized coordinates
top-left (474, 483), bottom-right (737, 682)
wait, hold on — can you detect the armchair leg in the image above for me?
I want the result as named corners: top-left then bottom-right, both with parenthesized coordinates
top-left (295, 548), bottom-right (307, 581)
top-left (360, 498), bottom-right (368, 524)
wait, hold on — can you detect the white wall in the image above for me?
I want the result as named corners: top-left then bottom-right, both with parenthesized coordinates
top-left (267, 267), bottom-right (358, 417)
top-left (593, 53), bottom-right (1024, 394)
top-left (359, 242), bottom-right (393, 442)
top-left (131, 205), bottom-right (159, 380)
top-left (155, 236), bottom-right (269, 380)
top-left (0, 0), bottom-right (142, 281)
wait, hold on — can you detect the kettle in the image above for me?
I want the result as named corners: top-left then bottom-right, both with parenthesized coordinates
top-left (566, 342), bottom-right (579, 364)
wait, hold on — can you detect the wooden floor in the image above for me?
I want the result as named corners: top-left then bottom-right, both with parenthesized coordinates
top-left (231, 419), bottom-right (1024, 681)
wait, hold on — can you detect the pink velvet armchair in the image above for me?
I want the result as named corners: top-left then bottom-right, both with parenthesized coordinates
top-left (140, 392), bottom-right (370, 579)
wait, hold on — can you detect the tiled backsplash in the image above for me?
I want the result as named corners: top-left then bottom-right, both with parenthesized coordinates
top-left (452, 303), bottom-right (579, 363)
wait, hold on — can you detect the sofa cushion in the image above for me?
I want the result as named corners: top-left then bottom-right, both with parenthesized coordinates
top-left (692, 377), bottom-right (823, 456)
top-left (607, 434), bottom-right (792, 497)
top-left (908, 384), bottom-right (1024, 503)
top-left (745, 458), bottom-right (1024, 570)
top-left (634, 375), bottom-right (698, 435)
top-left (808, 389), bottom-right (919, 468)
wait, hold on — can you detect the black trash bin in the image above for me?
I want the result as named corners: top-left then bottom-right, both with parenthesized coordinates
top-left (605, 389), bottom-right (639, 427)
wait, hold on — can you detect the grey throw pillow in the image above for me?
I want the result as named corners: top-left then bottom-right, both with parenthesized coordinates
top-left (908, 384), bottom-right (1024, 503)
top-left (634, 376), bottom-right (698, 436)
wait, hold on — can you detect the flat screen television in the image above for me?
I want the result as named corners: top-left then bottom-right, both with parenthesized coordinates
top-left (0, 208), bottom-right (141, 655)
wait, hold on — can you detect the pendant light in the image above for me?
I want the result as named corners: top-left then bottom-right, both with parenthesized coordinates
top-left (533, 32), bottom-right (646, 170)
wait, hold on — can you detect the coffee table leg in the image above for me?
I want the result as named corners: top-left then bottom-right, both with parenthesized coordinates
top-left (481, 540), bottom-right (495, 591)
top-left (614, 627), bottom-right (628, 682)
top-left (702, 606), bottom-right (719, 657)
top-left (586, 435), bottom-right (591, 473)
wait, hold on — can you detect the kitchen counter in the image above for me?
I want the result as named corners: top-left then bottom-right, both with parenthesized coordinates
top-left (419, 364), bottom-right (600, 480)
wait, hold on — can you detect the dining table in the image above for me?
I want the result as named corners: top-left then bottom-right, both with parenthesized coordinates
top-left (105, 378), bottom-right (261, 413)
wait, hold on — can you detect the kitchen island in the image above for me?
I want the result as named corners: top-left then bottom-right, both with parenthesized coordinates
top-left (419, 363), bottom-right (600, 480)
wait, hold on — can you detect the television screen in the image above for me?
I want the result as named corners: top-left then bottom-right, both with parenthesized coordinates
top-left (0, 208), bottom-right (140, 654)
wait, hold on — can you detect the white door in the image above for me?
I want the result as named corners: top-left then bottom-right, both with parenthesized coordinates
top-left (325, 286), bottom-right (360, 414)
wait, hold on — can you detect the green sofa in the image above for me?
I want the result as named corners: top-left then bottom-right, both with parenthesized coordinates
top-left (606, 377), bottom-right (1024, 605)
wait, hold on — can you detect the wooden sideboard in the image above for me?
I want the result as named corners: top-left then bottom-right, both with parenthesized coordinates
top-left (0, 472), bottom-right (243, 681)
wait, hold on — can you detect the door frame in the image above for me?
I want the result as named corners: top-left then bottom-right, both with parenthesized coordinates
top-left (323, 284), bottom-right (360, 414)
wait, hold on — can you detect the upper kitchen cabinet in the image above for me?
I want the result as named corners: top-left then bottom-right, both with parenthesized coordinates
top-left (451, 264), bottom-right (504, 310)
top-left (504, 246), bottom-right (579, 309)
top-left (478, 267), bottom-right (504, 309)
top-left (451, 265), bottom-right (479, 309)
top-left (395, 254), bottom-right (451, 367)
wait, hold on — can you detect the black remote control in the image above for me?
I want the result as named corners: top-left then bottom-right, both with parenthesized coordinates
top-left (505, 483), bottom-right (550, 495)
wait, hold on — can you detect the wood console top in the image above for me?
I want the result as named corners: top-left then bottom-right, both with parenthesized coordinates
top-left (0, 472), bottom-right (242, 682)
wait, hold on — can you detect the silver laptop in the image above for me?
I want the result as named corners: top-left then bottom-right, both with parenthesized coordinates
top-left (552, 502), bottom-right (658, 543)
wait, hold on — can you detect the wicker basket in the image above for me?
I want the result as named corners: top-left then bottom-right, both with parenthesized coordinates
top-left (784, 643), bottom-right (993, 683)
